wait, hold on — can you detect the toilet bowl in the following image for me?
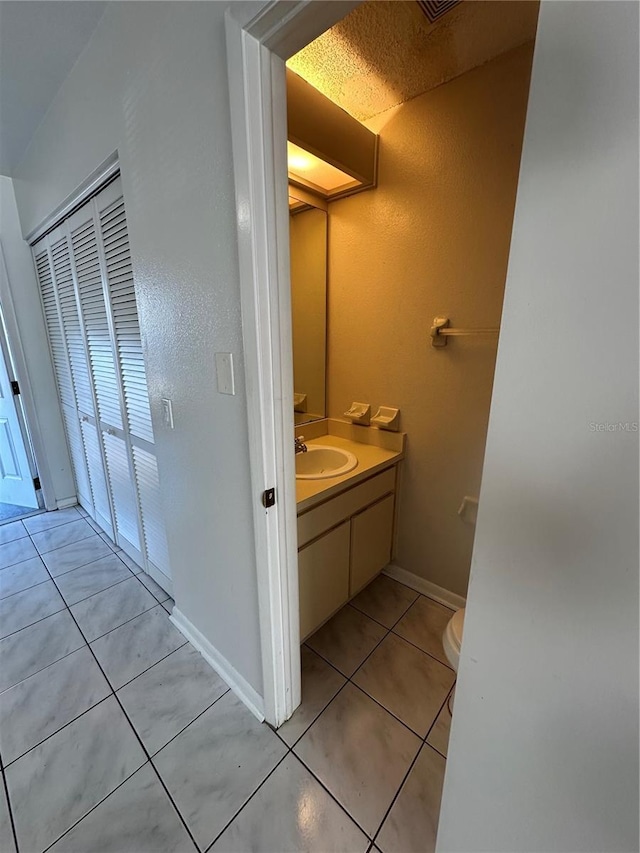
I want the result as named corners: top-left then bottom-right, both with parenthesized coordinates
top-left (442, 607), bottom-right (465, 671)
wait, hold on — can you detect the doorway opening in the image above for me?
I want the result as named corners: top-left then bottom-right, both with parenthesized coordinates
top-left (0, 300), bottom-right (42, 522)
top-left (227, 0), bottom-right (535, 720)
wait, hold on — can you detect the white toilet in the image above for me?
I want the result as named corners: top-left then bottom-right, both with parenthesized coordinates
top-left (442, 607), bottom-right (465, 711)
top-left (442, 607), bottom-right (465, 671)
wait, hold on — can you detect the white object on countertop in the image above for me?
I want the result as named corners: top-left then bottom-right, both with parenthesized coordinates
top-left (371, 406), bottom-right (400, 431)
top-left (344, 402), bottom-right (371, 425)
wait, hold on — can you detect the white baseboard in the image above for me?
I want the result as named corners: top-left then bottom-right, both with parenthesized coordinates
top-left (383, 564), bottom-right (467, 611)
top-left (170, 608), bottom-right (265, 722)
top-left (57, 496), bottom-right (78, 509)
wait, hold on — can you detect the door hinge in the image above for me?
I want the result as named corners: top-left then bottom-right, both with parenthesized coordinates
top-left (262, 487), bottom-right (276, 509)
top-left (33, 476), bottom-right (41, 490)
top-left (11, 381), bottom-right (20, 396)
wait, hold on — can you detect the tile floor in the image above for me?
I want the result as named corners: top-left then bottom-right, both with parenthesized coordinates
top-left (0, 509), bottom-right (455, 853)
top-left (0, 503), bottom-right (37, 524)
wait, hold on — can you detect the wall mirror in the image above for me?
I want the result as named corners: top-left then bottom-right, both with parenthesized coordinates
top-left (289, 187), bottom-right (327, 425)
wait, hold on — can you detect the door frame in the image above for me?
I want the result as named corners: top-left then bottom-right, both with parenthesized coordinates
top-left (225, 0), bottom-right (359, 726)
top-left (0, 242), bottom-right (48, 509)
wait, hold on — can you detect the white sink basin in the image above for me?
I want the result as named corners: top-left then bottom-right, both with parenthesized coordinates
top-left (295, 445), bottom-right (358, 480)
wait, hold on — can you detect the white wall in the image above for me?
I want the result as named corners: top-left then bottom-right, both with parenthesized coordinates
top-left (0, 176), bottom-right (75, 507)
top-left (12, 3), bottom-right (263, 694)
top-left (438, 2), bottom-right (639, 851)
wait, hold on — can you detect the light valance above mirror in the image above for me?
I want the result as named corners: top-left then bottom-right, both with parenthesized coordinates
top-left (286, 69), bottom-right (378, 200)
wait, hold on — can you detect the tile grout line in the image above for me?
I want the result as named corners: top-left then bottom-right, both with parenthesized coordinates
top-left (343, 603), bottom-right (456, 740)
top-left (110, 636), bottom-right (190, 693)
top-left (31, 545), bottom-right (202, 853)
top-left (2, 693), bottom-right (114, 771)
top-left (79, 598), bottom-right (163, 645)
top-left (0, 536), bottom-right (121, 584)
top-left (0, 639), bottom-right (87, 698)
top-left (423, 683), bottom-right (456, 753)
top-left (40, 754), bottom-right (143, 853)
top-left (2, 542), bottom-right (167, 645)
top-left (275, 694), bottom-right (377, 843)
top-left (387, 629), bottom-right (455, 671)
top-left (294, 765), bottom-right (374, 844)
top-left (298, 642), bottom-right (424, 744)
top-left (27, 525), bottom-right (206, 850)
top-left (7, 524), bottom-right (446, 849)
top-left (0, 509), bottom-right (79, 540)
top-left (268, 670), bottom-right (402, 842)
top-left (32, 529), bottom-right (98, 558)
top-left (145, 686), bottom-right (232, 760)
top-left (285, 593), bottom-right (454, 842)
top-left (2, 532), bottom-right (174, 691)
top-left (5, 519), bottom-right (198, 852)
top-left (44, 546), bottom-right (125, 579)
top-left (20, 509), bottom-right (83, 537)
top-left (1, 632), bottom-right (193, 765)
top-left (0, 554), bottom-right (43, 573)
top-left (1, 760), bottom-right (19, 853)
top-left (369, 738), bottom-right (430, 849)
top-left (0, 566), bottom-right (146, 644)
top-left (202, 751), bottom-right (292, 853)
top-left (0, 598), bottom-right (68, 643)
top-left (41, 678), bottom-right (233, 853)
top-left (302, 610), bottom-right (429, 738)
top-left (58, 570), bottom-right (136, 610)
top-left (156, 598), bottom-right (423, 848)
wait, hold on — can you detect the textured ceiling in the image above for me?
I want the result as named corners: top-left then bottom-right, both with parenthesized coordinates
top-left (288, 0), bottom-right (539, 121)
top-left (0, 1), bottom-right (107, 175)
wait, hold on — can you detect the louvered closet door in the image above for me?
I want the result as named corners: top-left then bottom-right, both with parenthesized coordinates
top-left (66, 199), bottom-right (137, 555)
top-left (93, 177), bottom-right (171, 580)
top-left (33, 237), bottom-right (93, 511)
top-left (51, 222), bottom-right (115, 538)
top-left (34, 174), bottom-right (171, 585)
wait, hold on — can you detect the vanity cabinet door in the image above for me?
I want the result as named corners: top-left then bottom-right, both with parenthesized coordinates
top-left (350, 494), bottom-right (395, 596)
top-left (298, 521), bottom-right (350, 640)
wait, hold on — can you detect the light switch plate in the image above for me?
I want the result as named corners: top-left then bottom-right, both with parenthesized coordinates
top-left (161, 398), bottom-right (174, 429)
top-left (215, 352), bottom-right (235, 395)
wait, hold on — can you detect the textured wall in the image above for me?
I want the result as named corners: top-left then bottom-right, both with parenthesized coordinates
top-left (438, 2), bottom-right (639, 849)
top-left (12, 3), bottom-right (263, 694)
top-left (327, 44), bottom-right (534, 597)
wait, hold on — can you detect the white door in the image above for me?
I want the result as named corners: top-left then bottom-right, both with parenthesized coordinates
top-left (0, 321), bottom-right (38, 508)
top-left (32, 174), bottom-right (172, 587)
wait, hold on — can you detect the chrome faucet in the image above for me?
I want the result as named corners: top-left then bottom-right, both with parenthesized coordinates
top-left (294, 436), bottom-right (307, 454)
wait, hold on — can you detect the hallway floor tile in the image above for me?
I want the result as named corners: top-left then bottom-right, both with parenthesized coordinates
top-left (0, 508), bottom-right (454, 852)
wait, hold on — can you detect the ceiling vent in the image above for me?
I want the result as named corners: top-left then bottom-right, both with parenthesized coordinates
top-left (417, 0), bottom-right (461, 24)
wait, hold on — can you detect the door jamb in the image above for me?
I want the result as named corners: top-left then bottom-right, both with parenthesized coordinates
top-left (0, 242), bottom-right (50, 508)
top-left (225, 0), bottom-right (359, 726)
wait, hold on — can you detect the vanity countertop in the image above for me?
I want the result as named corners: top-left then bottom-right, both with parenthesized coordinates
top-left (296, 433), bottom-right (404, 513)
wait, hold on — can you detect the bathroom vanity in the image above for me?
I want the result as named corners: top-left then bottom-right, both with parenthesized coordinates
top-left (295, 422), bottom-right (405, 639)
